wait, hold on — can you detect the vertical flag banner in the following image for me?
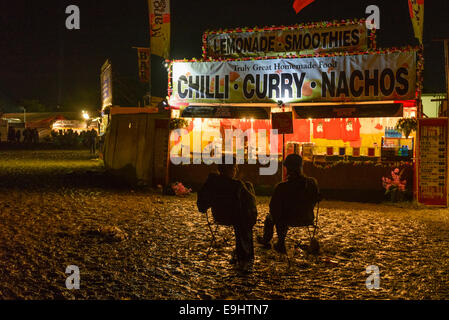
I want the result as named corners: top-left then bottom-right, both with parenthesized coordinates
top-left (137, 48), bottom-right (150, 83)
top-left (149, 0), bottom-right (171, 59)
top-left (293, 0), bottom-right (315, 14)
top-left (408, 0), bottom-right (424, 44)
top-left (100, 60), bottom-right (113, 109)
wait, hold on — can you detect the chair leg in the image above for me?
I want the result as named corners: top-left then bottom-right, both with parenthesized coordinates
top-left (283, 225), bottom-right (320, 268)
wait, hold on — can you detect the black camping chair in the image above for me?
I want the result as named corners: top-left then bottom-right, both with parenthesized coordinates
top-left (204, 210), bottom-right (233, 248)
top-left (202, 181), bottom-right (256, 252)
top-left (283, 201), bottom-right (321, 267)
top-left (295, 201), bottom-right (321, 252)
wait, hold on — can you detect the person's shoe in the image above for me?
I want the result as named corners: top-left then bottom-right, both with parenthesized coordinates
top-left (309, 238), bottom-right (320, 254)
top-left (237, 260), bottom-right (253, 273)
top-left (297, 243), bottom-right (309, 251)
top-left (256, 236), bottom-right (271, 249)
top-left (229, 252), bottom-right (237, 265)
top-left (273, 242), bottom-right (287, 254)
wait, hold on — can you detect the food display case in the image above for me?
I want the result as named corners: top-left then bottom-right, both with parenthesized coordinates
top-left (381, 129), bottom-right (414, 161)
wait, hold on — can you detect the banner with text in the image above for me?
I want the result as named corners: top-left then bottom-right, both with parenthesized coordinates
top-left (137, 48), bottom-right (150, 82)
top-left (204, 21), bottom-right (371, 59)
top-left (149, 0), bottom-right (170, 59)
top-left (100, 60), bottom-right (113, 109)
top-left (408, 0), bottom-right (424, 44)
top-left (170, 51), bottom-right (416, 105)
top-left (418, 118), bottom-right (448, 207)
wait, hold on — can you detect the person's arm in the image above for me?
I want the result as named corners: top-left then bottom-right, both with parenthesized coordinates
top-left (242, 181), bottom-right (256, 198)
top-left (269, 184), bottom-right (283, 220)
top-left (197, 176), bottom-right (213, 213)
top-left (308, 177), bottom-right (322, 203)
top-left (239, 181), bottom-right (258, 226)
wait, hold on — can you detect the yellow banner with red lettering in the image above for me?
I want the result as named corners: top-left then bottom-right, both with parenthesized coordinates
top-left (408, 0), bottom-right (424, 44)
top-left (203, 20), bottom-right (372, 59)
top-left (149, 0), bottom-right (170, 59)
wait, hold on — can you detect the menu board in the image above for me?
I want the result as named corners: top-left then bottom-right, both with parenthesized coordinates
top-left (272, 112), bottom-right (293, 134)
top-left (417, 118), bottom-right (448, 206)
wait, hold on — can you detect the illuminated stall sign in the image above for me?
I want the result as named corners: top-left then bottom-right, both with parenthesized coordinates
top-left (170, 50), bottom-right (417, 105)
top-left (417, 118), bottom-right (448, 207)
top-left (203, 20), bottom-right (372, 59)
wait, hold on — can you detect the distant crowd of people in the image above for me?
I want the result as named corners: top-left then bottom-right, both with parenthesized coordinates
top-left (0, 127), bottom-right (99, 154)
top-left (3, 127), bottom-right (39, 143)
top-left (50, 128), bottom-right (98, 154)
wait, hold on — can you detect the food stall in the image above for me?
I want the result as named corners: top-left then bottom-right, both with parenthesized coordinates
top-left (166, 19), bottom-right (423, 199)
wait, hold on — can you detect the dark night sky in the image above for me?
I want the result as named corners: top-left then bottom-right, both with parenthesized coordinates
top-left (0, 0), bottom-right (448, 112)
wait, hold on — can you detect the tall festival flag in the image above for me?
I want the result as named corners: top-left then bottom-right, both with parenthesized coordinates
top-left (136, 47), bottom-right (150, 83)
top-left (408, 0), bottom-right (424, 44)
top-left (293, 0), bottom-right (315, 14)
top-left (148, 0), bottom-right (171, 59)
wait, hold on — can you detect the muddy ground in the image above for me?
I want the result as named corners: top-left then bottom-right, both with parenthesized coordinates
top-left (0, 150), bottom-right (448, 299)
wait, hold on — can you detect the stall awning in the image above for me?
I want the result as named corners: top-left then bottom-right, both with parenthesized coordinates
top-left (293, 103), bottom-right (404, 119)
top-left (181, 105), bottom-right (271, 119)
top-left (179, 100), bottom-right (415, 119)
top-left (110, 106), bottom-right (159, 115)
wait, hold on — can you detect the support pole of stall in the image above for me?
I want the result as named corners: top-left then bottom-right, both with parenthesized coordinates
top-left (282, 133), bottom-right (285, 182)
top-left (148, 55), bottom-right (152, 107)
top-left (272, 103), bottom-right (291, 182)
top-left (414, 44), bottom-right (425, 201)
top-left (431, 38), bottom-right (449, 115)
top-left (282, 104), bottom-right (285, 182)
top-left (444, 40), bottom-right (449, 113)
top-left (146, 0), bottom-right (155, 107)
top-left (165, 117), bottom-right (171, 186)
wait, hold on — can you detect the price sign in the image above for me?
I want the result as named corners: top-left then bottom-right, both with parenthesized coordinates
top-left (417, 118), bottom-right (448, 206)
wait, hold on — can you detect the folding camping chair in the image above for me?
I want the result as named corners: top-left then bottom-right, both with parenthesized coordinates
top-left (201, 180), bottom-right (257, 258)
top-left (284, 201), bottom-right (321, 267)
top-left (203, 210), bottom-right (236, 261)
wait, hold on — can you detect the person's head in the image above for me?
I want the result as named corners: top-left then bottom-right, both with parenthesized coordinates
top-left (217, 155), bottom-right (238, 178)
top-left (283, 154), bottom-right (303, 175)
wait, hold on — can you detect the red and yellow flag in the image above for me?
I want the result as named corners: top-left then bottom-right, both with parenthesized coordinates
top-left (408, 0), bottom-right (424, 44)
top-left (293, 0), bottom-right (315, 14)
top-left (148, 0), bottom-right (171, 59)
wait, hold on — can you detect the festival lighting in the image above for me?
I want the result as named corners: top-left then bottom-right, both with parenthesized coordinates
top-left (82, 110), bottom-right (90, 120)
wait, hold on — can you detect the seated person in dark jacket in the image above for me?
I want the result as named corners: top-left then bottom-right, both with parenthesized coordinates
top-left (197, 157), bottom-right (257, 272)
top-left (257, 154), bottom-right (321, 254)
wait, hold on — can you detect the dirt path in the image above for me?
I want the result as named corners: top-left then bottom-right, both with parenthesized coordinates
top-left (0, 150), bottom-right (448, 299)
